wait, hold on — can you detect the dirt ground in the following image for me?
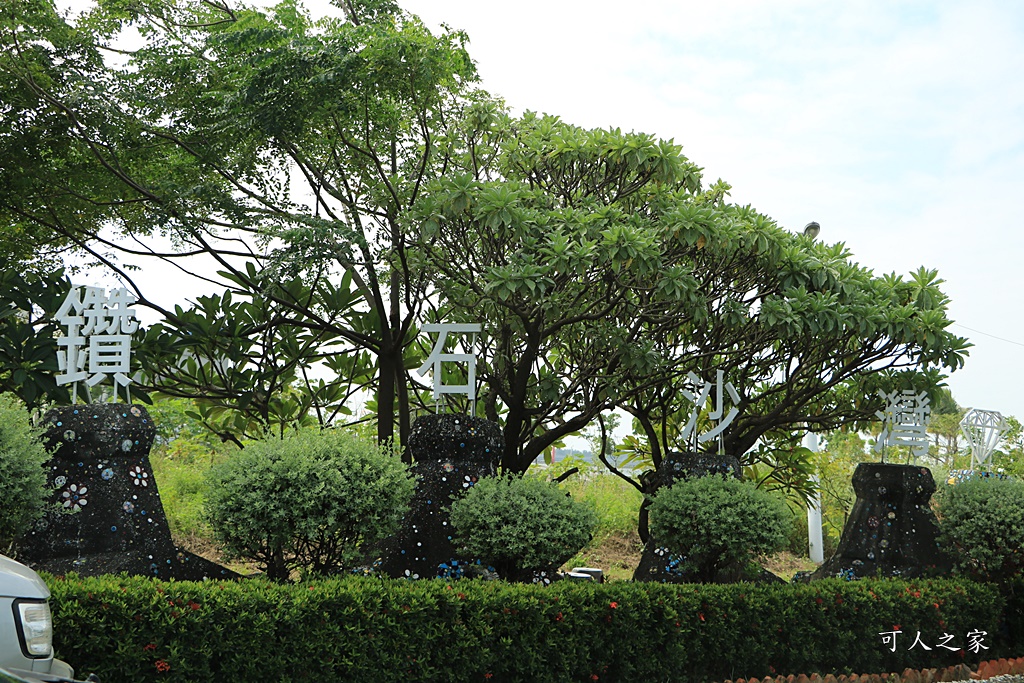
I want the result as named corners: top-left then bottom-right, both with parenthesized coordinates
top-left (178, 529), bottom-right (818, 583)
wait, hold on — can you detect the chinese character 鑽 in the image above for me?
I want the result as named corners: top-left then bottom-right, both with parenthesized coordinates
top-left (56, 286), bottom-right (138, 403)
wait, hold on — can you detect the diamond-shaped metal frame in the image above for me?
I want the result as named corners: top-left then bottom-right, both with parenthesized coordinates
top-left (959, 408), bottom-right (1008, 469)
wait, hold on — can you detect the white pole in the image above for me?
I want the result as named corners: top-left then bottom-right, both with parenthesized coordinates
top-left (804, 432), bottom-right (824, 564)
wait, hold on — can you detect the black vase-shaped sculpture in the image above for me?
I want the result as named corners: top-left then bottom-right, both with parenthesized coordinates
top-left (18, 404), bottom-right (237, 580)
top-left (376, 414), bottom-right (502, 580)
top-left (806, 462), bottom-right (952, 580)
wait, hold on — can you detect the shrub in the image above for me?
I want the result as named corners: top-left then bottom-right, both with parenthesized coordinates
top-left (0, 393), bottom-right (49, 550)
top-left (47, 574), bottom-right (1011, 683)
top-left (449, 474), bottom-right (597, 578)
top-left (648, 474), bottom-right (793, 582)
top-left (933, 476), bottom-right (1024, 582)
top-left (204, 428), bottom-right (413, 581)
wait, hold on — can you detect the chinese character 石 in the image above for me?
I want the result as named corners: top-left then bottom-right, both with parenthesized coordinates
top-left (417, 323), bottom-right (481, 415)
top-left (879, 629), bottom-right (902, 652)
top-left (874, 389), bottom-right (931, 462)
top-left (966, 630), bottom-right (989, 654)
top-left (679, 369), bottom-right (741, 445)
top-left (908, 631), bottom-right (932, 651)
top-left (56, 286), bottom-right (138, 402)
top-left (935, 633), bottom-right (960, 651)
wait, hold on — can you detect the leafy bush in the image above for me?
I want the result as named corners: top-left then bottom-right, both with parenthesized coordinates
top-left (934, 476), bottom-right (1024, 582)
top-left (648, 474), bottom-right (793, 581)
top-left (0, 393), bottom-right (49, 550)
top-left (449, 474), bottom-right (597, 578)
top-left (204, 428), bottom-right (413, 581)
top-left (47, 574), bottom-right (1011, 683)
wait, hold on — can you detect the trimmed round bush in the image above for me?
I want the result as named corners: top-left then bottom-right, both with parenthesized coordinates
top-left (449, 474), bottom-right (597, 579)
top-left (934, 476), bottom-right (1024, 582)
top-left (648, 474), bottom-right (792, 582)
top-left (0, 393), bottom-right (49, 550)
top-left (205, 428), bottom-right (413, 581)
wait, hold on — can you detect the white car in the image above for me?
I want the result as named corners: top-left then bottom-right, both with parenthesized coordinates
top-left (0, 555), bottom-right (75, 681)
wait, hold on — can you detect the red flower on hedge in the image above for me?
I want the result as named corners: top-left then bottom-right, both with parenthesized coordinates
top-left (555, 612), bottom-right (564, 622)
top-left (142, 644), bottom-right (156, 652)
top-left (609, 602), bottom-right (618, 609)
top-left (155, 660), bottom-right (170, 673)
top-left (189, 601), bottom-right (201, 611)
top-left (698, 612), bottom-right (705, 622)
top-left (590, 675), bottom-right (599, 681)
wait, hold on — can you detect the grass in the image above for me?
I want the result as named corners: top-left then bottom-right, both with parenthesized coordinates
top-left (149, 443), bottom-right (260, 575)
top-left (550, 468), bottom-right (646, 580)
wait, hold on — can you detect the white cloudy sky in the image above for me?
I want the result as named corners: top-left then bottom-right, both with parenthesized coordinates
top-left (57, 0), bottom-right (1024, 422)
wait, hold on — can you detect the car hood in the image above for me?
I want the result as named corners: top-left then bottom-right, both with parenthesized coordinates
top-left (0, 556), bottom-right (49, 600)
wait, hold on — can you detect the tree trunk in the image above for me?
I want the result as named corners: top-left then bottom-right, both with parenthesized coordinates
top-left (377, 350), bottom-right (396, 450)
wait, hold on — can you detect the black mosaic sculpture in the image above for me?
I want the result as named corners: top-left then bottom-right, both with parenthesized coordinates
top-left (376, 413), bottom-right (501, 580)
top-left (633, 451), bottom-right (769, 583)
top-left (18, 404), bottom-right (238, 580)
top-left (804, 462), bottom-right (953, 581)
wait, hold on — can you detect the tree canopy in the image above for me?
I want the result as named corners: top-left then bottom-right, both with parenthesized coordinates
top-left (2, 0), bottom-right (489, 446)
top-left (1, 0), bottom-right (970, 475)
top-left (412, 111), bottom-right (970, 474)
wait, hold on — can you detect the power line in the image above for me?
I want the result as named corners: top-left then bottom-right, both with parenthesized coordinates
top-left (952, 322), bottom-right (1024, 349)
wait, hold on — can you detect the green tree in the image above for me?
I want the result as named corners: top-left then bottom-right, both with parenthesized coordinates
top-left (926, 387), bottom-right (965, 467)
top-left (815, 430), bottom-right (869, 541)
top-left (1, 0), bottom-right (488, 448)
top-left (0, 261), bottom-right (72, 410)
top-left (583, 411), bottom-right (621, 466)
top-left (412, 113), bottom-right (969, 476)
top-left (0, 0), bottom-right (112, 271)
top-left (997, 415), bottom-right (1024, 477)
top-left (2, 0), bottom-right (970, 481)
top-left (133, 267), bottom-right (374, 445)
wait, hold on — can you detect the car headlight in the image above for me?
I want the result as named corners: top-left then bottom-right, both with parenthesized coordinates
top-left (13, 599), bottom-right (53, 658)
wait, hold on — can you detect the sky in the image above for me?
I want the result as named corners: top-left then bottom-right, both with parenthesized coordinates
top-left (55, 0), bottom-right (1024, 425)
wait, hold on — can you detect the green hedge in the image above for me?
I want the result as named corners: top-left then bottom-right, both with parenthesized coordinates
top-left (48, 575), bottom-right (1011, 683)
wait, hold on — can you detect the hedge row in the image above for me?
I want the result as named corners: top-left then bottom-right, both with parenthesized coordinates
top-left (47, 575), bottom-right (1016, 683)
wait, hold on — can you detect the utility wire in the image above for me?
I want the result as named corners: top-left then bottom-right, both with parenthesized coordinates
top-left (952, 322), bottom-right (1024, 349)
